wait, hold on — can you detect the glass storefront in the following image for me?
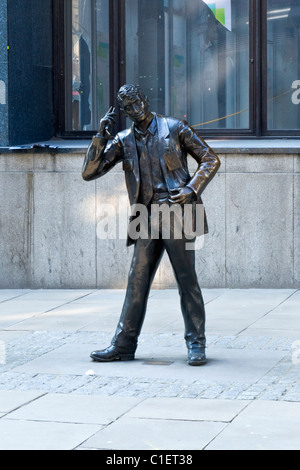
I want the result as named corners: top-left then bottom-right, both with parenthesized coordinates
top-left (70, 0), bottom-right (110, 131)
top-left (267, 0), bottom-right (300, 130)
top-left (67, 0), bottom-right (250, 132)
top-left (126, 0), bottom-right (249, 131)
top-left (63, 0), bottom-right (300, 137)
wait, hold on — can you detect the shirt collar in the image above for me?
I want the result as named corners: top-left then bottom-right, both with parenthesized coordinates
top-left (134, 115), bottom-right (157, 139)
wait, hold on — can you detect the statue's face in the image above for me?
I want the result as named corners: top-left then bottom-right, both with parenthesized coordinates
top-left (121, 95), bottom-right (150, 123)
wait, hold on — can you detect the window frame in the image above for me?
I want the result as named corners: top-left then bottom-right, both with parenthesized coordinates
top-left (53, 0), bottom-right (300, 139)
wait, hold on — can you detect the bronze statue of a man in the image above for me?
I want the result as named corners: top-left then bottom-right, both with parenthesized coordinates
top-left (82, 84), bottom-right (220, 366)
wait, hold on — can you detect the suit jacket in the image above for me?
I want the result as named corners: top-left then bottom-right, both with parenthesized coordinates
top-left (82, 113), bottom-right (221, 246)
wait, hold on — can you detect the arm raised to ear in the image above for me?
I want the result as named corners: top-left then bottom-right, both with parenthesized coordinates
top-left (82, 108), bottom-right (123, 182)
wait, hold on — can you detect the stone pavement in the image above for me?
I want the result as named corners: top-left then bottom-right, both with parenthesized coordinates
top-left (0, 288), bottom-right (299, 450)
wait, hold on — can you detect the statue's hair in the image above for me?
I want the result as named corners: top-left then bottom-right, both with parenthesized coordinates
top-left (117, 84), bottom-right (148, 108)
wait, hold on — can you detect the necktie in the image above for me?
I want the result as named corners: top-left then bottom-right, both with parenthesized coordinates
top-left (139, 135), bottom-right (153, 207)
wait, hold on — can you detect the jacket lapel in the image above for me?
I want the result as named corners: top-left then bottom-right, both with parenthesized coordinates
top-left (124, 124), bottom-right (140, 203)
top-left (156, 114), bottom-right (170, 147)
top-left (129, 123), bottom-right (139, 175)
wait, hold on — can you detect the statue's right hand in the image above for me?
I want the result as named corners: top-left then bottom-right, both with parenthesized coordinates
top-left (99, 106), bottom-right (117, 138)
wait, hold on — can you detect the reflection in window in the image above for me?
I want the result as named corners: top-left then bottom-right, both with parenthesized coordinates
top-left (267, 0), bottom-right (300, 130)
top-left (126, 0), bottom-right (250, 130)
top-left (69, 0), bottom-right (109, 131)
top-left (67, 0), bottom-right (250, 132)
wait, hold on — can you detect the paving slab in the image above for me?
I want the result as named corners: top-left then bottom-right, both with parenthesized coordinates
top-left (16, 289), bottom-right (95, 302)
top-left (0, 290), bottom-right (31, 302)
top-left (206, 401), bottom-right (300, 450)
top-left (0, 390), bottom-right (44, 413)
top-left (8, 393), bottom-right (142, 425)
top-left (0, 300), bottom-right (73, 329)
top-left (125, 398), bottom-right (249, 422)
top-left (239, 328), bottom-right (300, 338)
top-left (82, 416), bottom-right (226, 451)
top-left (0, 330), bottom-right (30, 343)
top-left (10, 307), bottom-right (178, 334)
top-left (70, 289), bottom-right (128, 304)
top-left (0, 419), bottom-right (101, 451)
top-left (5, 306), bottom-right (108, 332)
top-left (249, 314), bottom-right (300, 332)
top-left (204, 289), bottom-right (297, 312)
top-left (11, 341), bottom-right (286, 384)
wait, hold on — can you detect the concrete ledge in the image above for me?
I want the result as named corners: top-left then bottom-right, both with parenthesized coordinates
top-left (1, 138), bottom-right (300, 155)
top-left (209, 139), bottom-right (300, 154)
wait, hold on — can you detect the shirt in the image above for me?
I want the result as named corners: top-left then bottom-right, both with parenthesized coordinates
top-left (134, 116), bottom-right (168, 200)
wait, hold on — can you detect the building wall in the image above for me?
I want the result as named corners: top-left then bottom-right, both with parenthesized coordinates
top-left (0, 149), bottom-right (299, 289)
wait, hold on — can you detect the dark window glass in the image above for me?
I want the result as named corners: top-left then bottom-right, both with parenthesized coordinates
top-left (267, 0), bottom-right (300, 130)
top-left (126, 0), bottom-right (250, 130)
top-left (66, 0), bottom-right (110, 131)
top-left (60, 0), bottom-right (300, 137)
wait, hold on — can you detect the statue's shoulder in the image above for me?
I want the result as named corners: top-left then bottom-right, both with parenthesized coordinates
top-left (157, 114), bottom-right (185, 134)
top-left (117, 127), bottom-right (132, 144)
top-left (156, 114), bottom-right (179, 124)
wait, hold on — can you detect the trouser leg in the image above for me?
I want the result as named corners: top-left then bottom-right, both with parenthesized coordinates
top-left (164, 237), bottom-right (206, 349)
top-left (112, 237), bottom-right (164, 352)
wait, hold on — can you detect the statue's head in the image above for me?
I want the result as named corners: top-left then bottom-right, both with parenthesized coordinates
top-left (117, 84), bottom-right (150, 124)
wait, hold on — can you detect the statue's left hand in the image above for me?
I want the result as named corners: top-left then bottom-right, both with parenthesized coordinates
top-left (98, 106), bottom-right (117, 139)
top-left (169, 187), bottom-right (196, 205)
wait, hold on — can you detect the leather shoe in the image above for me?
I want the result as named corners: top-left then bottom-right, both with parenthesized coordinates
top-left (188, 348), bottom-right (207, 366)
top-left (90, 345), bottom-right (135, 362)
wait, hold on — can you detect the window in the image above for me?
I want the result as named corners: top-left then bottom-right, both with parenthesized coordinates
top-left (265, 0), bottom-right (300, 132)
top-left (125, 0), bottom-right (250, 131)
top-left (55, 0), bottom-right (300, 138)
top-left (64, 0), bottom-right (110, 132)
